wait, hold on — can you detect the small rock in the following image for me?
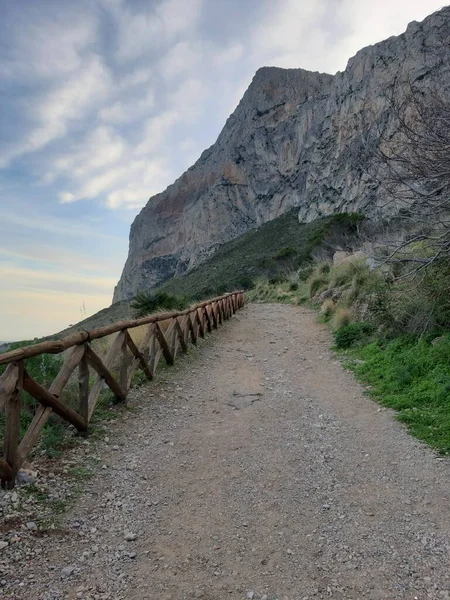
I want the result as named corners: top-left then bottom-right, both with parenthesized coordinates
top-left (17, 471), bottom-right (36, 485)
top-left (61, 566), bottom-right (76, 577)
top-left (247, 593), bottom-right (255, 599)
top-left (124, 532), bottom-right (137, 542)
top-left (26, 522), bottom-right (38, 531)
top-left (0, 541), bottom-right (9, 551)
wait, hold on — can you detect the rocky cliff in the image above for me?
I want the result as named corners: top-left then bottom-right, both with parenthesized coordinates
top-left (113, 6), bottom-right (450, 302)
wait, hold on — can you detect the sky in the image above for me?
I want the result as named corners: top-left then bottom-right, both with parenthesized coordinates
top-left (0, 0), bottom-right (445, 341)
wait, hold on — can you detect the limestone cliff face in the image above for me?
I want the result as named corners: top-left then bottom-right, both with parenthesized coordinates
top-left (113, 7), bottom-right (450, 302)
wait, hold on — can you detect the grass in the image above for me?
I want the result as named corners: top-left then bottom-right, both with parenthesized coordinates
top-left (340, 333), bottom-right (450, 453)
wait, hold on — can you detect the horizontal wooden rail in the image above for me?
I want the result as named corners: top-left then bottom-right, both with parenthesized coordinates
top-left (0, 291), bottom-right (245, 489)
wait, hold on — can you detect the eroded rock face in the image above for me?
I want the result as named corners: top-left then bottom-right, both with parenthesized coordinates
top-left (113, 7), bottom-right (450, 302)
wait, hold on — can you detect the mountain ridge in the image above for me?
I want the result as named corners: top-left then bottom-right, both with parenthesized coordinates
top-left (114, 6), bottom-right (450, 302)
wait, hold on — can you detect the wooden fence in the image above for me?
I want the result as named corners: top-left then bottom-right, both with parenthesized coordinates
top-left (0, 291), bottom-right (245, 489)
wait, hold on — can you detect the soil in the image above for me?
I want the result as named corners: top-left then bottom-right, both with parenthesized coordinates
top-left (2, 303), bottom-right (450, 600)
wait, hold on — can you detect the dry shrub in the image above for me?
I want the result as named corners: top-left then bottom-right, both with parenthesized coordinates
top-left (331, 307), bottom-right (353, 330)
top-left (309, 275), bottom-right (329, 298)
top-left (320, 299), bottom-right (335, 317)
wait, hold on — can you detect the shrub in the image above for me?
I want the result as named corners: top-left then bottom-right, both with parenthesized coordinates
top-left (289, 282), bottom-right (299, 291)
top-left (328, 261), bottom-right (360, 289)
top-left (320, 299), bottom-right (335, 318)
top-left (309, 275), bottom-right (328, 298)
top-left (269, 273), bottom-right (288, 285)
top-left (273, 246), bottom-right (297, 260)
top-left (316, 262), bottom-right (331, 275)
top-left (297, 264), bottom-right (314, 281)
top-left (334, 322), bottom-right (375, 349)
top-left (331, 307), bottom-right (353, 330)
top-left (131, 291), bottom-right (188, 317)
top-left (233, 274), bottom-right (254, 290)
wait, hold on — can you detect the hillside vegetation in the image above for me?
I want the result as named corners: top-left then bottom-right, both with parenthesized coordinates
top-left (249, 242), bottom-right (450, 453)
top-left (54, 210), bottom-right (361, 338)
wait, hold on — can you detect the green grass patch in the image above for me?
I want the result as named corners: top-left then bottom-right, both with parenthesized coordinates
top-left (334, 322), bottom-right (376, 349)
top-left (345, 334), bottom-right (450, 453)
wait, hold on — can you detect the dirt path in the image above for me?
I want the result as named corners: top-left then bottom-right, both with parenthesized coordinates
top-left (3, 303), bottom-right (450, 600)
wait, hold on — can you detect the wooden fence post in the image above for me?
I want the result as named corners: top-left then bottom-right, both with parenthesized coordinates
top-left (2, 361), bottom-right (23, 489)
top-left (78, 346), bottom-right (90, 424)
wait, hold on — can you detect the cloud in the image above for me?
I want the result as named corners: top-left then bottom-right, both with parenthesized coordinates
top-left (160, 40), bottom-right (203, 80)
top-left (112, 0), bottom-right (204, 62)
top-left (0, 55), bottom-right (112, 168)
top-left (250, 0), bottom-right (329, 71)
top-left (0, 210), bottom-right (122, 241)
top-left (98, 89), bottom-right (155, 124)
top-left (0, 4), bottom-right (97, 82)
top-left (213, 43), bottom-right (244, 67)
top-left (55, 126), bottom-right (126, 183)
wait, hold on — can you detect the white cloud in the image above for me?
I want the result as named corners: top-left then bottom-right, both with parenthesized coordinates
top-left (98, 89), bottom-right (155, 124)
top-left (106, 160), bottom-right (173, 209)
top-left (330, 0), bottom-right (447, 73)
top-left (0, 211), bottom-right (121, 241)
top-left (0, 8), bottom-right (97, 82)
top-left (55, 126), bottom-right (126, 182)
top-left (160, 40), bottom-right (203, 80)
top-left (213, 43), bottom-right (244, 67)
top-left (250, 0), bottom-right (328, 71)
top-left (118, 67), bottom-right (153, 90)
top-left (113, 0), bottom-right (204, 62)
top-left (169, 78), bottom-right (207, 120)
top-left (0, 55), bottom-right (112, 168)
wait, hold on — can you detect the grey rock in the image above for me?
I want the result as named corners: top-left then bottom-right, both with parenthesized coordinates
top-left (17, 471), bottom-right (37, 485)
top-left (26, 521), bottom-right (38, 531)
top-left (0, 541), bottom-right (8, 551)
top-left (113, 7), bottom-right (450, 302)
top-left (61, 566), bottom-right (76, 577)
top-left (124, 532), bottom-right (137, 542)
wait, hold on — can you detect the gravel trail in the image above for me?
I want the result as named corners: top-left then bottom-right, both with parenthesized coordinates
top-left (2, 303), bottom-right (450, 600)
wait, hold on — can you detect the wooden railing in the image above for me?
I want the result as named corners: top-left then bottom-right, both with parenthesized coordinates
top-left (0, 291), bottom-right (245, 489)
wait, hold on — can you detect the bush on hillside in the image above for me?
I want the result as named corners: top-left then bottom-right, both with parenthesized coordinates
top-left (131, 291), bottom-right (188, 317)
top-left (273, 246), bottom-right (297, 260)
top-left (320, 299), bottom-right (335, 318)
top-left (308, 275), bottom-right (328, 298)
top-left (297, 264), bottom-right (314, 281)
top-left (334, 322), bottom-right (375, 349)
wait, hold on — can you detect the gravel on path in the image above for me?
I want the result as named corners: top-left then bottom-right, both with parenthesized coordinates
top-left (2, 303), bottom-right (450, 600)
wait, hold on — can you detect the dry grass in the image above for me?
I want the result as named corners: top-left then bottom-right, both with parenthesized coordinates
top-left (331, 307), bottom-right (352, 330)
top-left (320, 299), bottom-right (335, 317)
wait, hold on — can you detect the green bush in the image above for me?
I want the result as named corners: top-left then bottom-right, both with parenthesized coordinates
top-left (273, 246), bottom-right (297, 260)
top-left (131, 291), bottom-right (188, 317)
top-left (308, 275), bottom-right (328, 298)
top-left (269, 273), bottom-right (288, 285)
top-left (235, 275), bottom-right (255, 290)
top-left (298, 264), bottom-right (314, 281)
top-left (289, 282), bottom-right (299, 291)
top-left (334, 322), bottom-right (375, 349)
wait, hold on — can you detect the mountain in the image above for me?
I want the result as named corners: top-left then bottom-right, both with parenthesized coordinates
top-left (113, 7), bottom-right (450, 303)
